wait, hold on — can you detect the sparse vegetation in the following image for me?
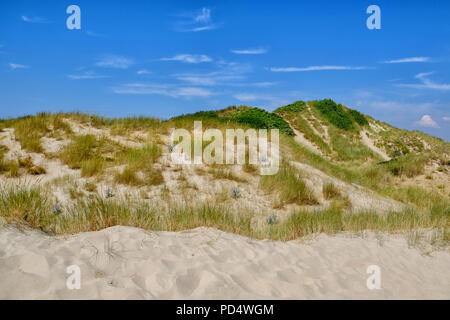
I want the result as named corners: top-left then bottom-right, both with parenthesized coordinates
top-left (259, 163), bottom-right (317, 207)
top-left (114, 166), bottom-right (142, 186)
top-left (0, 105), bottom-right (448, 245)
top-left (0, 186), bottom-right (447, 245)
top-left (322, 183), bottom-right (341, 200)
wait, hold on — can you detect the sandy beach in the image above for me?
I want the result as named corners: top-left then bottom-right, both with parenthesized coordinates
top-left (0, 225), bottom-right (448, 299)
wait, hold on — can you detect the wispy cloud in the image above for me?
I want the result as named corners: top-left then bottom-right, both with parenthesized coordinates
top-left (397, 72), bottom-right (450, 90)
top-left (270, 65), bottom-right (369, 72)
top-left (161, 54), bottom-right (212, 64)
top-left (233, 93), bottom-right (289, 109)
top-left (67, 71), bottom-right (106, 80)
top-left (189, 25), bottom-right (216, 32)
top-left (21, 15), bottom-right (47, 23)
top-left (442, 116), bottom-right (450, 121)
top-left (137, 69), bottom-right (151, 75)
top-left (113, 83), bottom-right (213, 98)
top-left (382, 57), bottom-right (430, 64)
top-left (175, 7), bottom-right (218, 32)
top-left (95, 55), bottom-right (134, 69)
top-left (415, 115), bottom-right (439, 128)
top-left (174, 61), bottom-right (251, 86)
top-left (231, 48), bottom-right (267, 55)
top-left (9, 63), bottom-right (28, 70)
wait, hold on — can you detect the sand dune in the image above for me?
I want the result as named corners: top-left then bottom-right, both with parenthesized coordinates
top-left (0, 225), bottom-right (448, 299)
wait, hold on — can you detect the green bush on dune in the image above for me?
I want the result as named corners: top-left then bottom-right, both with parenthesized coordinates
top-left (233, 108), bottom-right (295, 136)
top-left (312, 99), bottom-right (354, 130)
top-left (347, 109), bottom-right (368, 126)
top-left (274, 100), bottom-right (306, 113)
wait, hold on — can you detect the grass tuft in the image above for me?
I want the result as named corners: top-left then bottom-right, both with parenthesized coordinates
top-left (259, 163), bottom-right (317, 207)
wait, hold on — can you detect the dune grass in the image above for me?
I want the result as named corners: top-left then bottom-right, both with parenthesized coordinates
top-left (9, 114), bottom-right (49, 153)
top-left (259, 162), bottom-right (317, 207)
top-left (294, 115), bottom-right (331, 153)
top-left (267, 205), bottom-right (448, 241)
top-left (322, 183), bottom-right (342, 200)
top-left (114, 143), bottom-right (164, 186)
top-left (0, 187), bottom-right (447, 244)
top-left (60, 134), bottom-right (126, 177)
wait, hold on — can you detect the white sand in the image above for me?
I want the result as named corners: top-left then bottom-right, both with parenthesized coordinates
top-left (0, 225), bottom-right (448, 299)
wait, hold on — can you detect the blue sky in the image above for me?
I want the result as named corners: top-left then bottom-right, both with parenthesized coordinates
top-left (1, 0), bottom-right (449, 140)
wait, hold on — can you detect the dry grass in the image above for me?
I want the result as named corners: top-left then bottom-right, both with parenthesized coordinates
top-left (59, 134), bottom-right (126, 177)
top-left (322, 183), bottom-right (342, 200)
top-left (0, 186), bottom-right (447, 245)
top-left (259, 163), bottom-right (317, 207)
top-left (114, 166), bottom-right (142, 186)
top-left (209, 167), bottom-right (246, 182)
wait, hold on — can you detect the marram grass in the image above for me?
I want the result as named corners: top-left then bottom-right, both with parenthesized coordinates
top-left (0, 186), bottom-right (447, 244)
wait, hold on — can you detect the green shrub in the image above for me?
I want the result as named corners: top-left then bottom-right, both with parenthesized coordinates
top-left (312, 99), bottom-right (354, 130)
top-left (347, 109), bottom-right (368, 126)
top-left (233, 108), bottom-right (294, 136)
top-left (275, 100), bottom-right (306, 113)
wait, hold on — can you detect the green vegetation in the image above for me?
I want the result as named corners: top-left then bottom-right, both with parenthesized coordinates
top-left (173, 106), bottom-right (295, 136)
top-left (274, 100), bottom-right (306, 113)
top-left (8, 114), bottom-right (49, 153)
top-left (294, 115), bottom-right (331, 153)
top-left (0, 105), bottom-right (448, 244)
top-left (114, 143), bottom-right (163, 186)
top-left (114, 166), bottom-right (142, 186)
top-left (259, 163), bottom-right (317, 207)
top-left (329, 128), bottom-right (379, 162)
top-left (347, 109), bottom-right (368, 126)
top-left (312, 99), bottom-right (354, 130)
top-left (322, 183), bottom-right (342, 200)
top-left (59, 134), bottom-right (126, 177)
top-left (233, 108), bottom-right (295, 136)
top-left (269, 205), bottom-right (448, 241)
top-left (0, 186), bottom-right (447, 245)
top-left (378, 153), bottom-right (428, 177)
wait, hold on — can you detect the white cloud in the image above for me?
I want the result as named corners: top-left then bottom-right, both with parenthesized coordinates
top-left (415, 115), bottom-right (439, 128)
top-left (251, 82), bottom-right (277, 87)
top-left (176, 7), bottom-right (217, 32)
top-left (189, 25), bottom-right (217, 32)
top-left (194, 8), bottom-right (211, 23)
top-left (382, 57), bottom-right (430, 64)
top-left (176, 87), bottom-right (212, 97)
top-left (231, 48), bottom-right (267, 55)
top-left (137, 69), bottom-right (150, 75)
top-left (67, 71), bottom-right (106, 80)
top-left (270, 65), bottom-right (368, 72)
top-left (443, 116), bottom-right (450, 121)
top-left (397, 72), bottom-right (450, 90)
top-left (176, 76), bottom-right (217, 86)
top-left (161, 54), bottom-right (212, 64)
top-left (233, 93), bottom-right (289, 109)
top-left (21, 15), bottom-right (47, 23)
top-left (9, 63), bottom-right (28, 70)
top-left (113, 83), bottom-right (213, 98)
top-left (96, 55), bottom-right (134, 69)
